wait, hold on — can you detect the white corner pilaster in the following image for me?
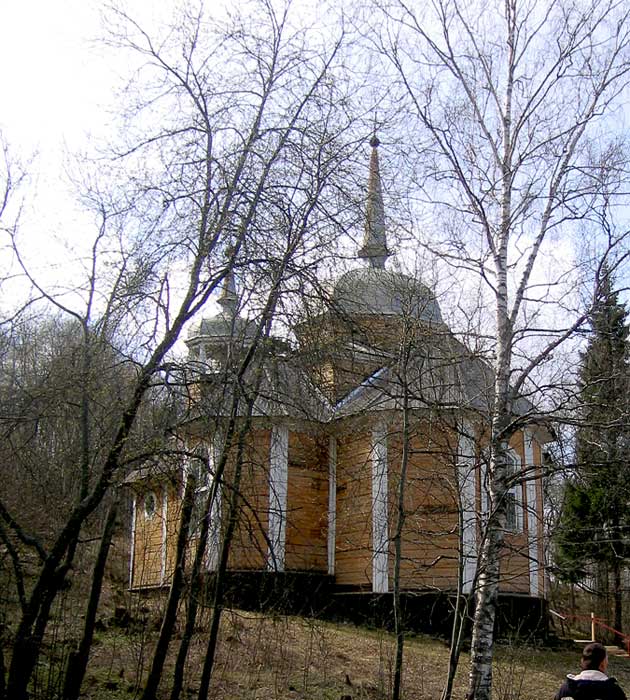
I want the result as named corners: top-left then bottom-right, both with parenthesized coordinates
top-left (372, 421), bottom-right (389, 593)
top-left (458, 420), bottom-right (477, 594)
top-left (524, 430), bottom-right (540, 596)
top-left (129, 497), bottom-right (137, 588)
top-left (268, 425), bottom-right (289, 572)
top-left (328, 436), bottom-right (337, 575)
top-left (207, 433), bottom-right (222, 571)
top-left (160, 489), bottom-right (168, 584)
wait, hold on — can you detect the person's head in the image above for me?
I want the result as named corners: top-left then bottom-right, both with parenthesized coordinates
top-left (581, 642), bottom-right (608, 672)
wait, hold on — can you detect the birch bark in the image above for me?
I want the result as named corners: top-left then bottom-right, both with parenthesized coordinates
top-left (371, 1), bottom-right (630, 697)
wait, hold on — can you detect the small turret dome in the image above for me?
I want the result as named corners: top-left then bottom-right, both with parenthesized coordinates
top-left (185, 313), bottom-right (255, 345)
top-left (185, 268), bottom-right (256, 363)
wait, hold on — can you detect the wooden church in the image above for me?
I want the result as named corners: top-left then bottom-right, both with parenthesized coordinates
top-left (127, 137), bottom-right (549, 626)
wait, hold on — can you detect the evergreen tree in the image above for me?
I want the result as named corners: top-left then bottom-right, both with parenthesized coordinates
top-left (556, 268), bottom-right (630, 632)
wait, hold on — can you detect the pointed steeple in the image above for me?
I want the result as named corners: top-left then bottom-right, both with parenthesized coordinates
top-left (217, 267), bottom-right (238, 317)
top-left (358, 134), bottom-right (390, 269)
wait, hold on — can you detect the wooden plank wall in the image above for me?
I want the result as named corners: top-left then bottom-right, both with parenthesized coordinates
top-left (130, 421), bottom-right (545, 597)
top-left (285, 432), bottom-right (328, 572)
top-left (335, 430), bottom-right (373, 587)
top-left (389, 423), bottom-right (460, 591)
top-left (131, 485), bottom-right (167, 588)
top-left (227, 429), bottom-right (270, 570)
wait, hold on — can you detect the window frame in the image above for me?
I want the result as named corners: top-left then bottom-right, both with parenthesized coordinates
top-left (480, 448), bottom-right (523, 533)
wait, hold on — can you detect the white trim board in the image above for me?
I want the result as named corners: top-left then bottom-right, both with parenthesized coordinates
top-left (372, 422), bottom-right (389, 593)
top-left (524, 431), bottom-right (540, 596)
top-left (129, 497), bottom-right (137, 588)
top-left (207, 434), bottom-right (222, 571)
top-left (268, 425), bottom-right (289, 572)
top-left (328, 437), bottom-right (337, 575)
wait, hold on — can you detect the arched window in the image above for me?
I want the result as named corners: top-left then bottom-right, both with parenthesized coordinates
top-left (144, 491), bottom-right (158, 519)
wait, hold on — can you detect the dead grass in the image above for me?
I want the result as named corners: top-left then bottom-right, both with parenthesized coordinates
top-left (73, 607), bottom-right (630, 700)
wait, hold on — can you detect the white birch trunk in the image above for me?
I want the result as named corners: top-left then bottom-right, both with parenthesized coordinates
top-left (458, 421), bottom-right (477, 595)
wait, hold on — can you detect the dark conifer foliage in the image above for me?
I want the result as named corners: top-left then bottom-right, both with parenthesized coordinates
top-left (556, 268), bottom-right (630, 632)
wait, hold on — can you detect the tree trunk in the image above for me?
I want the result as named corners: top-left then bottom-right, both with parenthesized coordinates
top-left (170, 444), bottom-right (229, 700)
top-left (595, 560), bottom-right (610, 640)
top-left (196, 438), bottom-right (247, 700)
top-left (171, 402), bottom-right (254, 700)
top-left (0, 633), bottom-right (5, 700)
top-left (141, 474), bottom-right (197, 700)
top-left (442, 484), bottom-right (474, 700)
top-left (613, 558), bottom-right (622, 641)
top-left (466, 519), bottom-right (503, 700)
top-left (466, 429), bottom-right (511, 700)
top-left (63, 499), bottom-right (119, 700)
top-left (442, 592), bottom-right (467, 700)
top-left (7, 545), bottom-right (77, 700)
top-left (392, 358), bottom-right (411, 700)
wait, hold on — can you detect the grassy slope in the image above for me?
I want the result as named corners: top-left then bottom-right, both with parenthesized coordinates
top-left (75, 608), bottom-right (630, 700)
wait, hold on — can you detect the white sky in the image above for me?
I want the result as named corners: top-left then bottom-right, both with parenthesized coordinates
top-left (0, 1), bottom-right (187, 299)
top-left (0, 1), bottom-right (113, 168)
top-left (0, 1), bottom-right (118, 284)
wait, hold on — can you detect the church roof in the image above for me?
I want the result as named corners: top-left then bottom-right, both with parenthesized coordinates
top-left (332, 334), bottom-right (493, 418)
top-left (182, 350), bottom-right (331, 424)
top-left (185, 268), bottom-right (256, 350)
top-left (186, 312), bottom-right (255, 344)
top-left (180, 135), bottom-right (545, 434)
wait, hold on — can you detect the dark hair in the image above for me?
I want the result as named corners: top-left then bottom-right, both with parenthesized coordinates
top-left (581, 642), bottom-right (607, 671)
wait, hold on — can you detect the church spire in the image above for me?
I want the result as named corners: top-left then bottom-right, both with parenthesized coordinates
top-left (217, 267), bottom-right (238, 317)
top-left (358, 134), bottom-right (390, 269)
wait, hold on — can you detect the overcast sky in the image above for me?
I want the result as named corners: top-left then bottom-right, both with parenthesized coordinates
top-left (0, 1), bottom-right (187, 294)
top-left (0, 0), bottom-right (628, 321)
top-left (0, 1), bottom-right (113, 163)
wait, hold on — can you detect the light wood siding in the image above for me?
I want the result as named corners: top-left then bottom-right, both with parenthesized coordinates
top-left (498, 534), bottom-right (531, 593)
top-left (533, 439), bottom-right (545, 597)
top-left (131, 485), bottom-right (169, 588)
top-left (227, 429), bottom-right (270, 570)
top-left (389, 425), bottom-right (460, 590)
top-left (285, 433), bottom-right (328, 571)
top-left (335, 431), bottom-right (373, 587)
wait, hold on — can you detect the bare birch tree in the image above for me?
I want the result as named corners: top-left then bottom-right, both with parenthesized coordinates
top-left (367, 0), bottom-right (630, 697)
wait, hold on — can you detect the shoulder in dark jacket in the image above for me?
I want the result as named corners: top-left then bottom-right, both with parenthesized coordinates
top-left (555, 669), bottom-right (627, 700)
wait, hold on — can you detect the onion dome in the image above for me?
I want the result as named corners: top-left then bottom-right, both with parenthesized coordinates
top-left (332, 267), bottom-right (443, 324)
